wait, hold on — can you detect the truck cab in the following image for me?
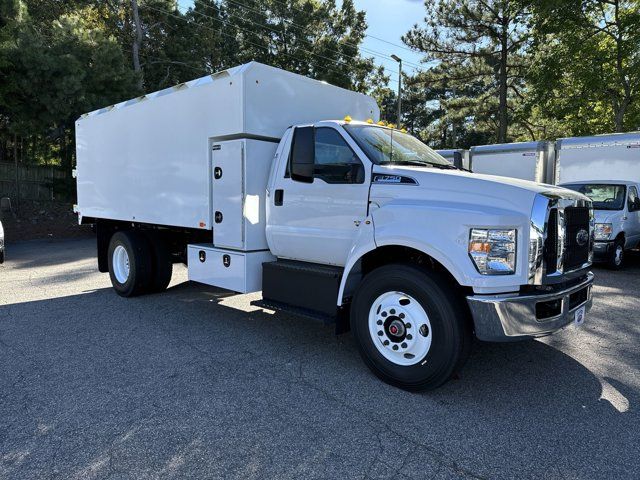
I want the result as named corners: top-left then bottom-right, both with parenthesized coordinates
top-left (561, 180), bottom-right (640, 268)
top-left (258, 119), bottom-right (595, 389)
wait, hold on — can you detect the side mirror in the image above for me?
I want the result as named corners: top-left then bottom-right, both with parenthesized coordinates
top-left (290, 127), bottom-right (314, 184)
top-left (452, 152), bottom-right (463, 170)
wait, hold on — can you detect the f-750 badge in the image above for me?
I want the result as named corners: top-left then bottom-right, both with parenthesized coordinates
top-left (373, 175), bottom-right (418, 185)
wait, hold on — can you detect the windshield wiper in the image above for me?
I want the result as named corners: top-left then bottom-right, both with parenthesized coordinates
top-left (381, 160), bottom-right (461, 170)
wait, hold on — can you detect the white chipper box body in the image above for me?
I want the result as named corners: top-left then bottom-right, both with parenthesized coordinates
top-left (75, 62), bottom-right (379, 232)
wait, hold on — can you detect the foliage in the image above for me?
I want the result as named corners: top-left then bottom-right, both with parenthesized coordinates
top-left (524, 0), bottom-right (640, 136)
top-left (403, 0), bottom-right (530, 145)
top-left (0, 0), bottom-right (638, 177)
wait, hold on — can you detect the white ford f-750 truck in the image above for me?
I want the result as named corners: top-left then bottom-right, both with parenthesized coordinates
top-left (76, 62), bottom-right (595, 391)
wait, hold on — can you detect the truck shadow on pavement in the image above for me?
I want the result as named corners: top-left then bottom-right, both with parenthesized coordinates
top-left (1, 279), bottom-right (637, 479)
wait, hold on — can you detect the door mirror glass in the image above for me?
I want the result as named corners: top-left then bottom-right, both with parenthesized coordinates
top-left (290, 127), bottom-right (314, 183)
top-left (628, 186), bottom-right (640, 212)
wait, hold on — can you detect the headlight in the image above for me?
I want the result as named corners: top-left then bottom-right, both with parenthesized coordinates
top-left (469, 229), bottom-right (517, 275)
top-left (594, 223), bottom-right (612, 241)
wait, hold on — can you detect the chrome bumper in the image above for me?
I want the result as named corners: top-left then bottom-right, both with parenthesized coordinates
top-left (467, 272), bottom-right (594, 342)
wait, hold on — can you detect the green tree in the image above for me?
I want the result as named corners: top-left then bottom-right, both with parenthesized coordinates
top-left (1, 3), bottom-right (137, 168)
top-left (525, 0), bottom-right (640, 135)
top-left (404, 0), bottom-right (530, 144)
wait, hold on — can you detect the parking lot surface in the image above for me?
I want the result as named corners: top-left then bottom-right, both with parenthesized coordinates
top-left (1, 238), bottom-right (639, 479)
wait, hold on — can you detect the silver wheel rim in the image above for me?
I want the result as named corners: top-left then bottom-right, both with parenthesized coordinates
top-left (615, 245), bottom-right (623, 265)
top-left (113, 245), bottom-right (130, 284)
top-left (368, 291), bottom-right (432, 366)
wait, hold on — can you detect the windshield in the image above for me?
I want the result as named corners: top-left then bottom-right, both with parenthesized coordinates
top-left (563, 183), bottom-right (626, 210)
top-left (344, 124), bottom-right (451, 168)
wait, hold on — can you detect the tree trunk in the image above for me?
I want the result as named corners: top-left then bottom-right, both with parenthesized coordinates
top-left (14, 134), bottom-right (19, 212)
top-left (612, 0), bottom-right (630, 132)
top-left (497, 16), bottom-right (509, 143)
top-left (131, 0), bottom-right (144, 91)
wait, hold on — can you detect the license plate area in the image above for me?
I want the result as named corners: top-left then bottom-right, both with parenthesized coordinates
top-left (574, 305), bottom-right (586, 326)
top-left (569, 286), bottom-right (589, 310)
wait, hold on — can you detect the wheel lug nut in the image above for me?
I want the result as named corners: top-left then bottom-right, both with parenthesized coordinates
top-left (405, 323), bottom-right (411, 329)
top-left (383, 340), bottom-right (389, 346)
top-left (377, 320), bottom-right (383, 325)
top-left (392, 345), bottom-right (399, 351)
top-left (406, 334), bottom-right (413, 340)
top-left (401, 342), bottom-right (407, 348)
top-left (377, 330), bottom-right (383, 336)
top-left (381, 312), bottom-right (387, 317)
top-left (399, 313), bottom-right (405, 319)
top-left (419, 324), bottom-right (429, 337)
top-left (390, 309), bottom-right (396, 314)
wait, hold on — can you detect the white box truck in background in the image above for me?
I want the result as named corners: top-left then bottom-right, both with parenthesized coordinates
top-left (469, 141), bottom-right (555, 184)
top-left (76, 62), bottom-right (595, 391)
top-left (557, 132), bottom-right (640, 268)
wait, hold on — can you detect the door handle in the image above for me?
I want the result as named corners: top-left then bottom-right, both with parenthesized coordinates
top-left (274, 189), bottom-right (284, 206)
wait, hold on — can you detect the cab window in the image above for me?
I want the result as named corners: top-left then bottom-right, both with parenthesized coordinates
top-left (288, 127), bottom-right (364, 184)
top-left (628, 186), bottom-right (640, 212)
top-left (314, 128), bottom-right (364, 184)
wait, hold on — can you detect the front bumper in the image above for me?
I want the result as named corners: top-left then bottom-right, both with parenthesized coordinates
top-left (467, 272), bottom-right (594, 342)
top-left (593, 240), bottom-right (614, 261)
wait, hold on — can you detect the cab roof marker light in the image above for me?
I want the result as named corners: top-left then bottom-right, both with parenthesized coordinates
top-left (344, 115), bottom-right (352, 123)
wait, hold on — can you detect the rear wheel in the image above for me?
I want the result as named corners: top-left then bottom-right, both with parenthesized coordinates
top-left (607, 240), bottom-right (625, 269)
top-left (108, 231), bottom-right (153, 297)
top-left (351, 264), bottom-right (471, 391)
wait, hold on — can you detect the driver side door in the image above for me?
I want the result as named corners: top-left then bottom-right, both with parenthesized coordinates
top-left (267, 126), bottom-right (370, 266)
top-left (626, 185), bottom-right (640, 247)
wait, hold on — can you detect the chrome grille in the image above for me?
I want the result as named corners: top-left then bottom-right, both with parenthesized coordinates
top-left (530, 193), bottom-right (593, 285)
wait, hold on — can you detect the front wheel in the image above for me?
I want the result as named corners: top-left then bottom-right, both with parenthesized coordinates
top-left (351, 264), bottom-right (471, 391)
top-left (607, 240), bottom-right (625, 270)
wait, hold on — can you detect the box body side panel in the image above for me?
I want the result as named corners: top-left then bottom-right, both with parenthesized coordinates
top-left (76, 80), bottom-right (243, 229)
top-left (243, 64), bottom-right (380, 137)
top-left (471, 150), bottom-right (542, 182)
top-left (557, 144), bottom-right (640, 184)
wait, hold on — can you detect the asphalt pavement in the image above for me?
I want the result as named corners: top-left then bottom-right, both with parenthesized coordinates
top-left (1, 238), bottom-right (639, 479)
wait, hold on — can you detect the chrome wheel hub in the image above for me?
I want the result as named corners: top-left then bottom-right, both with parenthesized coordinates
top-left (368, 291), bottom-right (432, 366)
top-left (113, 245), bottom-right (130, 284)
top-left (615, 245), bottom-right (623, 265)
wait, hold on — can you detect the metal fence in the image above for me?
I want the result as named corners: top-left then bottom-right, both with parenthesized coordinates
top-left (0, 163), bottom-right (69, 201)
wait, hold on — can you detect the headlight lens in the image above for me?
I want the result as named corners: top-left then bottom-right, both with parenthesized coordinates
top-left (469, 229), bottom-right (517, 275)
top-left (594, 223), bottom-right (612, 241)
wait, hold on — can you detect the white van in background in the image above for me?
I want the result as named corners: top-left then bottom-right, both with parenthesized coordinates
top-left (557, 133), bottom-right (640, 268)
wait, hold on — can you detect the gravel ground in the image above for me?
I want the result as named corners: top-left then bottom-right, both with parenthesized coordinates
top-left (1, 238), bottom-right (639, 480)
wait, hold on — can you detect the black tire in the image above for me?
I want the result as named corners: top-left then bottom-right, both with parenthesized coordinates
top-left (351, 264), bottom-right (472, 392)
top-left (107, 230), bottom-right (153, 297)
top-left (145, 232), bottom-right (173, 293)
top-left (607, 239), bottom-right (625, 270)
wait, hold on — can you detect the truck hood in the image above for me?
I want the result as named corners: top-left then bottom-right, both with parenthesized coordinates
top-left (370, 166), bottom-right (585, 213)
top-left (593, 209), bottom-right (623, 224)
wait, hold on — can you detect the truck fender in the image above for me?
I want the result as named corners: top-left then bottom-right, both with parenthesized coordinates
top-left (336, 209), bottom-right (468, 306)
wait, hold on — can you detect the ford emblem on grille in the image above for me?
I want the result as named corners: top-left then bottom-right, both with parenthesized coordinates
top-left (576, 229), bottom-right (589, 247)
